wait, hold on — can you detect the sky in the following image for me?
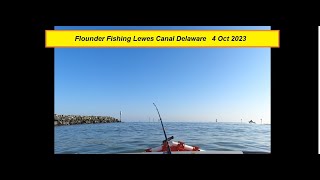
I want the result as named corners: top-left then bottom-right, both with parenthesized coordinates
top-left (54, 26), bottom-right (271, 123)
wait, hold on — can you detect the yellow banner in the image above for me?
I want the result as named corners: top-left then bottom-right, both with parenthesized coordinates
top-left (45, 30), bottom-right (279, 48)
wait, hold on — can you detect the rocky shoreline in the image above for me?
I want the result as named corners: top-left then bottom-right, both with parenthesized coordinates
top-left (54, 114), bottom-right (121, 126)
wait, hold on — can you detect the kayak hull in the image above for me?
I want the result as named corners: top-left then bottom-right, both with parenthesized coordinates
top-left (125, 151), bottom-right (269, 154)
top-left (139, 151), bottom-right (243, 154)
top-left (145, 140), bottom-right (204, 152)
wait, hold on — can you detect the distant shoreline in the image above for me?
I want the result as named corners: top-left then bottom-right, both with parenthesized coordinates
top-left (54, 114), bottom-right (121, 126)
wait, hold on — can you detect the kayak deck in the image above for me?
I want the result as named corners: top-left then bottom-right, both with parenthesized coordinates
top-left (141, 151), bottom-right (244, 154)
top-left (145, 138), bottom-right (203, 152)
top-left (124, 151), bottom-right (269, 154)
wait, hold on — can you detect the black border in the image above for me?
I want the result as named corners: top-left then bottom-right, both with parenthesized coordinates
top-left (271, 23), bottom-right (318, 156)
top-left (34, 17), bottom-right (319, 164)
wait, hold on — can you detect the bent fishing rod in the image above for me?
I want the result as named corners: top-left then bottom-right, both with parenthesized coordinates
top-left (153, 103), bottom-right (171, 154)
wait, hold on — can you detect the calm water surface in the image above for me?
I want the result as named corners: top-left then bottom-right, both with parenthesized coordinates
top-left (54, 122), bottom-right (270, 154)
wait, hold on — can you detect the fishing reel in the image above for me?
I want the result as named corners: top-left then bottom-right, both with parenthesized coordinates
top-left (162, 136), bottom-right (174, 144)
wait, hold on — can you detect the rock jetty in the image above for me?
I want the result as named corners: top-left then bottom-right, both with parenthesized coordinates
top-left (54, 114), bottom-right (121, 126)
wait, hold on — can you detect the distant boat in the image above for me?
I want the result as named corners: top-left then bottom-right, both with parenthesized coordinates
top-left (249, 120), bottom-right (256, 124)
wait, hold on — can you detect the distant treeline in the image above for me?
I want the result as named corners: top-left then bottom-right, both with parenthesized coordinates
top-left (54, 114), bottom-right (120, 126)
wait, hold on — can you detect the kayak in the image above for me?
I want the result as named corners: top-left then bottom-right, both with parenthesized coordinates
top-left (140, 151), bottom-right (268, 154)
top-left (145, 140), bottom-right (204, 152)
top-left (144, 136), bottom-right (205, 153)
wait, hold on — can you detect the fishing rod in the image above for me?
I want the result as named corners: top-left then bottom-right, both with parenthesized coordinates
top-left (153, 103), bottom-right (171, 154)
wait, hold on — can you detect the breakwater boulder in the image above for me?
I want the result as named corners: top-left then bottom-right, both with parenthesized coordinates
top-left (54, 114), bottom-right (121, 126)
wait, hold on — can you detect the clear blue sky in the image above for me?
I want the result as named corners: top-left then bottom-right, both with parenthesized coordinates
top-left (54, 26), bottom-right (271, 123)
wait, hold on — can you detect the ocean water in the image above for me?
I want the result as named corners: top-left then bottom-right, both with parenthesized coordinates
top-left (54, 122), bottom-right (270, 154)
